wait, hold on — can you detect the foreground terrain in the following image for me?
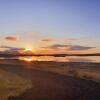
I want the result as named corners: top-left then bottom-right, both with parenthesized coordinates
top-left (0, 59), bottom-right (100, 100)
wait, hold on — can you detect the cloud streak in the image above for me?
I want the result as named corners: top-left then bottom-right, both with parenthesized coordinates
top-left (42, 44), bottom-right (95, 50)
top-left (0, 45), bottom-right (25, 51)
top-left (41, 38), bottom-right (53, 42)
top-left (5, 36), bottom-right (17, 41)
top-left (64, 38), bottom-right (77, 42)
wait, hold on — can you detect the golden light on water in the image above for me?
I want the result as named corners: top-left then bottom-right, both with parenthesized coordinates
top-left (23, 58), bottom-right (33, 62)
top-left (24, 48), bottom-right (33, 52)
top-left (18, 56), bottom-right (100, 63)
top-left (19, 57), bottom-right (36, 62)
top-left (18, 56), bottom-right (55, 62)
top-left (18, 56), bottom-right (72, 62)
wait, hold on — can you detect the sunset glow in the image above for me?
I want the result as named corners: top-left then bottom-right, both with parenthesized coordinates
top-left (25, 48), bottom-right (33, 51)
top-left (23, 58), bottom-right (33, 62)
top-left (0, 1), bottom-right (100, 100)
top-left (22, 48), bottom-right (39, 54)
top-left (0, 0), bottom-right (99, 57)
top-left (19, 57), bottom-right (35, 62)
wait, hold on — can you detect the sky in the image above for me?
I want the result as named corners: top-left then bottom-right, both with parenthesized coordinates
top-left (0, 0), bottom-right (100, 54)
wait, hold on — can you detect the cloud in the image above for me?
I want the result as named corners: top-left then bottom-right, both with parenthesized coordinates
top-left (64, 38), bottom-right (77, 41)
top-left (41, 38), bottom-right (53, 42)
top-left (67, 45), bottom-right (94, 50)
top-left (42, 44), bottom-right (94, 50)
top-left (0, 45), bottom-right (25, 51)
top-left (5, 36), bottom-right (17, 41)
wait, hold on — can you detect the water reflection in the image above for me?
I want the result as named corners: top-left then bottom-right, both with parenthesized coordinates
top-left (18, 56), bottom-right (100, 63)
top-left (19, 56), bottom-right (37, 62)
top-left (19, 56), bottom-right (55, 62)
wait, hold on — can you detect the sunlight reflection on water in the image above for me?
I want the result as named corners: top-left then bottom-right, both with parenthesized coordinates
top-left (18, 56), bottom-right (100, 63)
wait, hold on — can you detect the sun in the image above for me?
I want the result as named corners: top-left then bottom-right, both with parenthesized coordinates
top-left (24, 47), bottom-right (39, 53)
top-left (24, 47), bottom-right (37, 53)
top-left (17, 47), bottom-right (38, 54)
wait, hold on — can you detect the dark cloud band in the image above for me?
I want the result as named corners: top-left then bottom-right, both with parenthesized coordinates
top-left (42, 44), bottom-right (95, 50)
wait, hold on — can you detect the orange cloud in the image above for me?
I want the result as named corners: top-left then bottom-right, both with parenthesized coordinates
top-left (5, 36), bottom-right (17, 41)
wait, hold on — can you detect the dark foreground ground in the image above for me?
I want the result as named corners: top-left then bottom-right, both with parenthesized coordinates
top-left (0, 60), bottom-right (100, 100)
top-left (9, 70), bottom-right (100, 100)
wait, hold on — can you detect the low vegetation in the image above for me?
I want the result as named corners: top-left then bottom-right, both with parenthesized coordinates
top-left (0, 69), bottom-right (32, 100)
top-left (26, 61), bottom-right (100, 82)
top-left (0, 60), bottom-right (100, 100)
